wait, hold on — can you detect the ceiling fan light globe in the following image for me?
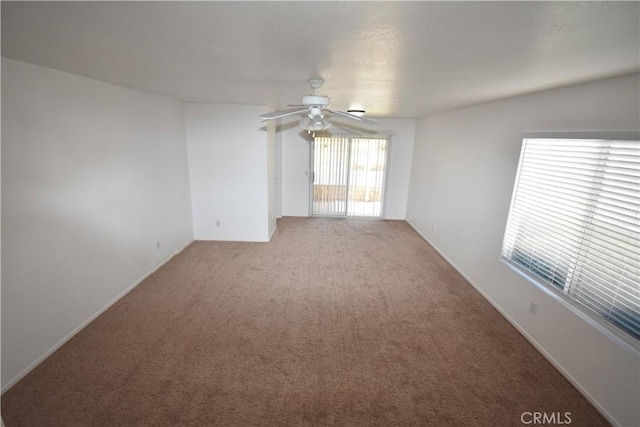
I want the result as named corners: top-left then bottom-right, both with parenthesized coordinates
top-left (299, 117), bottom-right (312, 130)
top-left (310, 114), bottom-right (325, 131)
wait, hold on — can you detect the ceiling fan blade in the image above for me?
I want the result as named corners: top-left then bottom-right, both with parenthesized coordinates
top-left (328, 109), bottom-right (378, 124)
top-left (260, 107), bottom-right (309, 121)
top-left (329, 122), bottom-right (378, 135)
top-left (327, 126), bottom-right (361, 136)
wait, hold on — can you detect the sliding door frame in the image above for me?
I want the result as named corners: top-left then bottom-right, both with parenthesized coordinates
top-left (380, 136), bottom-right (392, 219)
top-left (309, 134), bottom-right (391, 219)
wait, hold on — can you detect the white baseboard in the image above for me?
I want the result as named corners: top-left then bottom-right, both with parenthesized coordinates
top-left (1, 240), bottom-right (194, 394)
top-left (405, 219), bottom-right (620, 427)
top-left (268, 224), bottom-right (277, 241)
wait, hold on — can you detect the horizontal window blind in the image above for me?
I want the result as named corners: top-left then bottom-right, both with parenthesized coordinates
top-left (502, 138), bottom-right (640, 341)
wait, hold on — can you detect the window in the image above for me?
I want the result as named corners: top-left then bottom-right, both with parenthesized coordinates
top-left (501, 137), bottom-right (640, 342)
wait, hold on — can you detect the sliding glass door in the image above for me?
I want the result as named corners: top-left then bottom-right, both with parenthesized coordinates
top-left (311, 134), bottom-right (389, 218)
top-left (312, 135), bottom-right (350, 216)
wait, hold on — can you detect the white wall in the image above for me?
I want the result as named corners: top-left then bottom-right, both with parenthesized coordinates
top-left (378, 118), bottom-right (416, 219)
top-left (266, 119), bottom-right (277, 237)
top-left (281, 124), bottom-right (312, 217)
top-left (406, 73), bottom-right (640, 427)
top-left (275, 119), bottom-right (283, 220)
top-left (184, 103), bottom-right (272, 241)
top-left (1, 58), bottom-right (194, 390)
top-left (280, 118), bottom-right (416, 219)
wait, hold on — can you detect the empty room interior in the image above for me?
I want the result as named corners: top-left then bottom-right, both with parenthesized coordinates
top-left (1, 2), bottom-right (639, 426)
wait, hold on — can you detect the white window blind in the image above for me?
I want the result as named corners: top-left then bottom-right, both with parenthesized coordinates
top-left (502, 138), bottom-right (640, 342)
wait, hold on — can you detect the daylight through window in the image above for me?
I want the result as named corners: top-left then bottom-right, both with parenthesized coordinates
top-left (501, 138), bottom-right (640, 342)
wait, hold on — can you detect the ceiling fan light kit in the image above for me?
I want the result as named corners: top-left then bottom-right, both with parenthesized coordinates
top-left (299, 115), bottom-right (332, 132)
top-left (260, 78), bottom-right (377, 134)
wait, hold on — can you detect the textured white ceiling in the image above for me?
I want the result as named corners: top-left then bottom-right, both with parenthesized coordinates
top-left (2, 1), bottom-right (639, 118)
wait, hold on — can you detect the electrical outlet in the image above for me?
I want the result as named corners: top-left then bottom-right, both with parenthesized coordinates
top-left (156, 241), bottom-right (160, 250)
top-left (529, 302), bottom-right (538, 315)
top-left (216, 220), bottom-right (221, 227)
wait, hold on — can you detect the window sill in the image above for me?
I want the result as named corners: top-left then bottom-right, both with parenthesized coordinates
top-left (501, 257), bottom-right (640, 354)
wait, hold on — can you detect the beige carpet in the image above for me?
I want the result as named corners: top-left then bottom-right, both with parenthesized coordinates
top-left (2, 217), bottom-right (608, 426)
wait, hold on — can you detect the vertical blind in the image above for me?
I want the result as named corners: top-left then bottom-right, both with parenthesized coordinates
top-left (501, 138), bottom-right (640, 341)
top-left (313, 135), bottom-right (350, 216)
top-left (348, 137), bottom-right (388, 217)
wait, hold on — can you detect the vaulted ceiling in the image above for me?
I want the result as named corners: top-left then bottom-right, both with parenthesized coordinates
top-left (2, 1), bottom-right (639, 118)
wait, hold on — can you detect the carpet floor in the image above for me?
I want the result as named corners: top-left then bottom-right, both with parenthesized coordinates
top-left (2, 217), bottom-right (609, 426)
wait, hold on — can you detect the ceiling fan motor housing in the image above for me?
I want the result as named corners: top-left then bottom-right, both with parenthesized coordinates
top-left (302, 95), bottom-right (331, 107)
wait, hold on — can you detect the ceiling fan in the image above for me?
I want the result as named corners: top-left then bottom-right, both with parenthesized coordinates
top-left (259, 79), bottom-right (377, 133)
